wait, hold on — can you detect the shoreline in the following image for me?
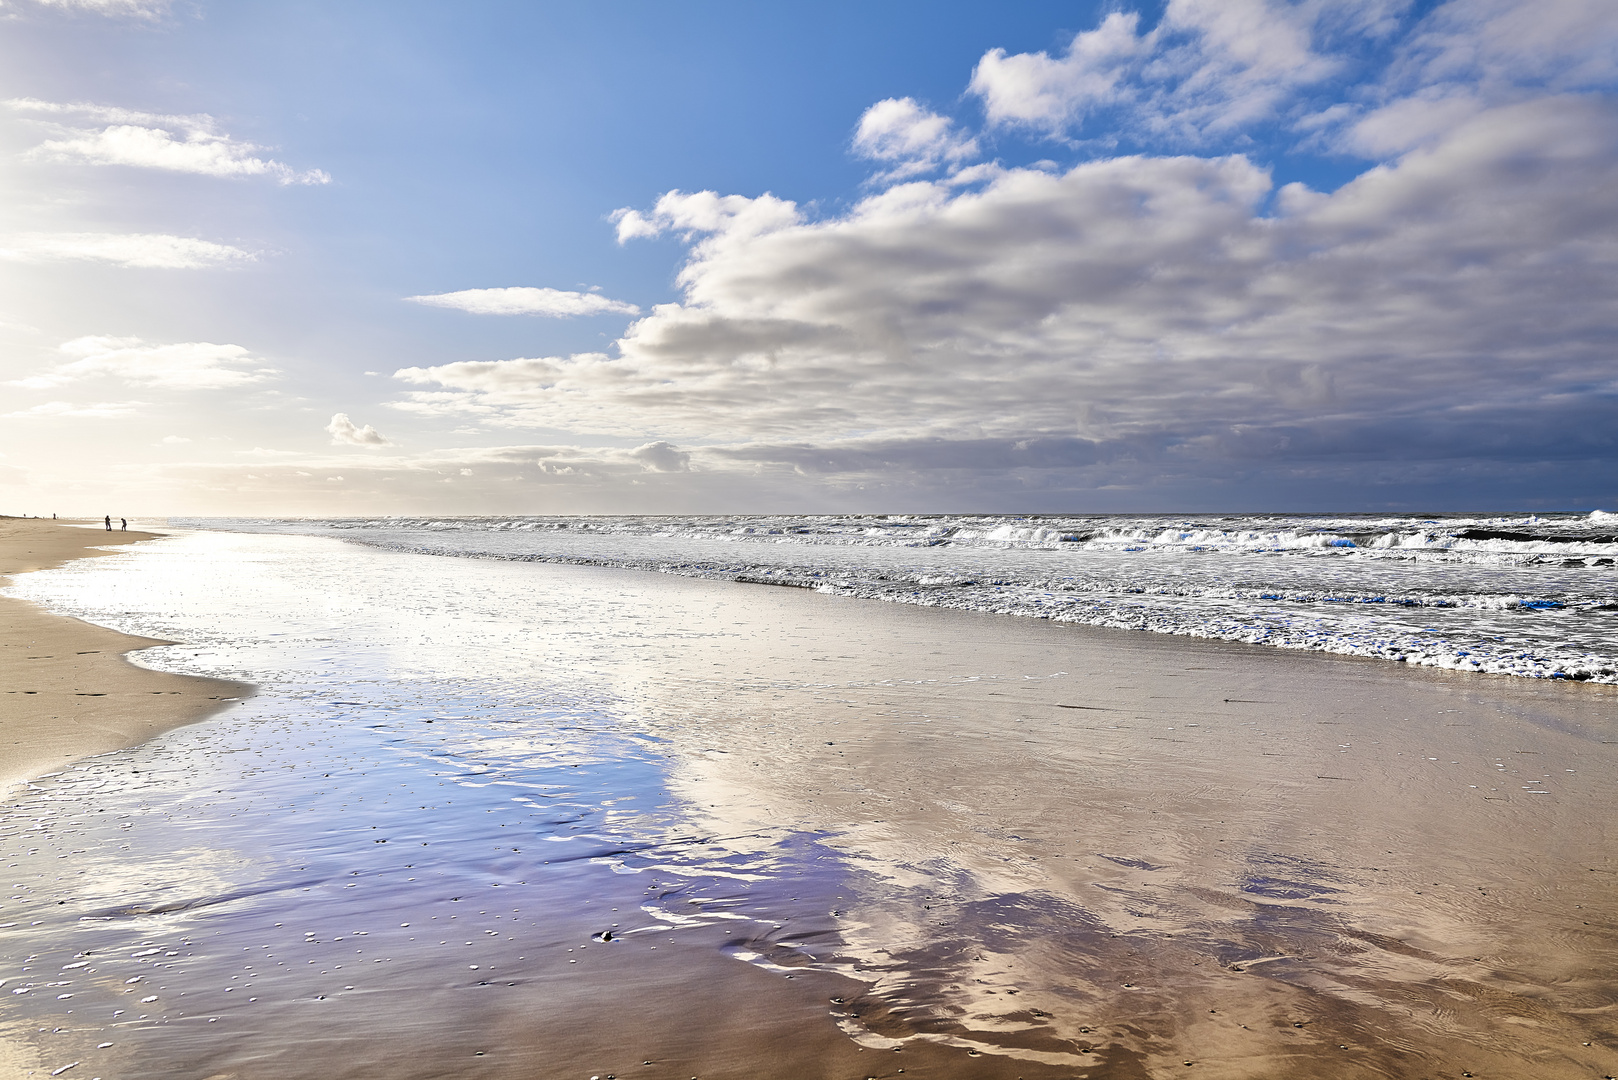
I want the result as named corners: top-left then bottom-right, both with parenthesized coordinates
top-left (0, 517), bottom-right (252, 795)
top-left (184, 513), bottom-right (1618, 685)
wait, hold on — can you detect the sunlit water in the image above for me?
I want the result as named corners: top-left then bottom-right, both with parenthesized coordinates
top-left (183, 512), bottom-right (1618, 683)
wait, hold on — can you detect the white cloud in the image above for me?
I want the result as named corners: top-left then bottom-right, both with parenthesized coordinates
top-left (391, 94), bottom-right (1618, 495)
top-left (161, 434), bottom-right (191, 443)
top-left (2, 399), bottom-right (140, 418)
top-left (970, 12), bottom-right (1150, 131)
top-left (13, 336), bottom-right (276, 390)
top-left (1341, 89), bottom-right (1486, 156)
top-left (0, 232), bottom-right (254, 269)
top-left (8, 99), bottom-right (330, 184)
top-left (406, 287), bottom-right (639, 317)
top-left (612, 189), bottom-right (800, 245)
top-left (969, 1), bottom-right (1354, 142)
top-left (325, 413), bottom-right (391, 447)
top-left (964, 1), bottom-right (1611, 158)
top-left (1403, 0), bottom-right (1618, 91)
top-left (852, 97), bottom-right (979, 183)
top-left (1305, 0), bottom-right (1618, 158)
top-left (630, 441), bottom-right (690, 472)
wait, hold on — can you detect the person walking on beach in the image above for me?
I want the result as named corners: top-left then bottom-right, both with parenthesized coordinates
top-left (120, 518), bottom-right (127, 530)
top-left (104, 515), bottom-right (111, 531)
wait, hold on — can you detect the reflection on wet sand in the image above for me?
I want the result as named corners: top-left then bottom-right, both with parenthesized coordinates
top-left (2, 535), bottom-right (1615, 1078)
top-left (618, 587), bottom-right (1618, 1078)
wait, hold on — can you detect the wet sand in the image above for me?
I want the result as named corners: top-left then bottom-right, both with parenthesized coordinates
top-left (2, 537), bottom-right (1616, 1079)
top-left (0, 518), bottom-right (249, 793)
top-left (615, 583), bottom-right (1618, 1077)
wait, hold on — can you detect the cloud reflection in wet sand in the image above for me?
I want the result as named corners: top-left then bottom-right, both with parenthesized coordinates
top-left (623, 589), bottom-right (1618, 1077)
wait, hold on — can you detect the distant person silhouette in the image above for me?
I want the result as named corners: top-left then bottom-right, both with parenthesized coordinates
top-left (104, 515), bottom-right (111, 531)
top-left (120, 518), bottom-right (127, 530)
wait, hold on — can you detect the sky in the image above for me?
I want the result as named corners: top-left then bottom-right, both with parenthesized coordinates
top-left (0, 0), bottom-right (1615, 516)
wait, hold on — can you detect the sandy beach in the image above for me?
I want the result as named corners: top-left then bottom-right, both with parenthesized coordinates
top-left (0, 518), bottom-right (249, 794)
top-left (1, 531), bottom-right (1615, 1079)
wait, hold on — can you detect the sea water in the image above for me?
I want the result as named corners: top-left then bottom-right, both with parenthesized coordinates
top-left (183, 511), bottom-right (1618, 684)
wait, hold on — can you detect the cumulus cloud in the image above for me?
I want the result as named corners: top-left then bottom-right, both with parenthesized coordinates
top-left (852, 97), bottom-right (979, 182)
top-left (966, 0), bottom-right (1618, 155)
top-left (406, 287), bottom-right (639, 317)
top-left (0, 232), bottom-right (253, 269)
top-left (8, 99), bottom-right (330, 184)
top-left (969, 12), bottom-right (1151, 132)
top-left (630, 440), bottom-right (690, 472)
top-left (612, 189), bottom-right (800, 244)
top-left (364, 1), bottom-right (1618, 506)
top-left (969, 1), bottom-right (1344, 141)
top-left (13, 336), bottom-right (276, 390)
top-left (325, 413), bottom-right (391, 446)
top-left (391, 93), bottom-right (1618, 496)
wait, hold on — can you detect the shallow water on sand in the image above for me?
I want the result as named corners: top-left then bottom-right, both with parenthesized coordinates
top-left (4, 531), bottom-right (1618, 1079)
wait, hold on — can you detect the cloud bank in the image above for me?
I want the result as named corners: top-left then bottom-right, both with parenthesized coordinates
top-left (393, 84), bottom-right (1618, 504)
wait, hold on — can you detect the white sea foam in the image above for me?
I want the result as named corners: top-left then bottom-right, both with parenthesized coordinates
top-left (173, 513), bottom-right (1618, 684)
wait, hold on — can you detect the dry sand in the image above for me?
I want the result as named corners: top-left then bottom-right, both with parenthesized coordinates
top-left (0, 517), bottom-right (249, 794)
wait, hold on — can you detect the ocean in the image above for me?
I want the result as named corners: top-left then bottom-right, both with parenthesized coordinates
top-left (187, 511), bottom-right (1618, 683)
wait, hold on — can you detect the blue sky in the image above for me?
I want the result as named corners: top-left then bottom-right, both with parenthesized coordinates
top-left (1, 0), bottom-right (1614, 514)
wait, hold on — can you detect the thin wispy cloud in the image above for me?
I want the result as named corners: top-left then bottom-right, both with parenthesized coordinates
top-left (8, 99), bottom-right (330, 184)
top-left (2, 399), bottom-right (141, 419)
top-left (0, 232), bottom-right (254, 269)
top-left (406, 287), bottom-right (640, 317)
top-left (11, 0), bottom-right (169, 16)
top-left (13, 337), bottom-right (277, 391)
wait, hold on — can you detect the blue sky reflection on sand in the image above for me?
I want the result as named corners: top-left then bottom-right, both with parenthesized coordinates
top-left (1, 714), bottom-right (865, 1078)
top-left (0, 534), bottom-right (881, 1079)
